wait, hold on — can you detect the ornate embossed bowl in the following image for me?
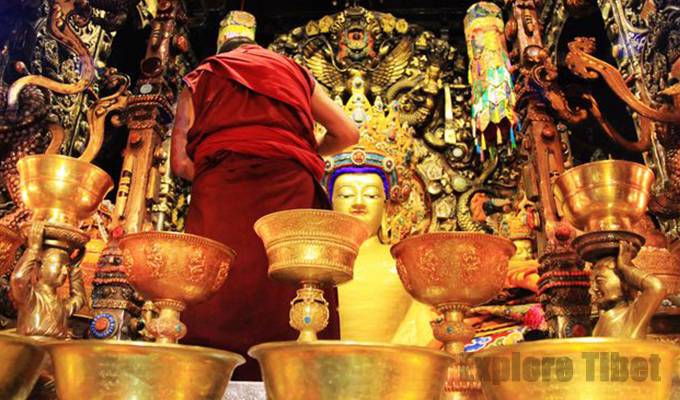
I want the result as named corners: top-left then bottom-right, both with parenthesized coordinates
top-left (119, 231), bottom-right (236, 342)
top-left (250, 341), bottom-right (453, 400)
top-left (17, 155), bottom-right (113, 226)
top-left (44, 340), bottom-right (244, 400)
top-left (0, 225), bottom-right (23, 275)
top-left (474, 338), bottom-right (679, 400)
top-left (0, 333), bottom-right (46, 400)
top-left (390, 232), bottom-right (515, 307)
top-left (254, 209), bottom-right (370, 285)
top-left (119, 231), bottom-right (235, 305)
top-left (553, 160), bottom-right (654, 232)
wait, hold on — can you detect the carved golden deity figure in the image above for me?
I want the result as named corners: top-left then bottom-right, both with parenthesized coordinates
top-left (502, 194), bottom-right (540, 293)
top-left (592, 241), bottom-right (667, 338)
top-left (10, 222), bottom-right (86, 338)
top-left (323, 148), bottom-right (434, 345)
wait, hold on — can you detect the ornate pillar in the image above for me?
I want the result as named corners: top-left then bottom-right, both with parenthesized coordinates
top-left (505, 0), bottom-right (592, 337)
top-left (90, 0), bottom-right (188, 340)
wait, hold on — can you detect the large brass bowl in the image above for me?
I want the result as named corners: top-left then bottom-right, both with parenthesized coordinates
top-left (250, 340), bottom-right (453, 400)
top-left (254, 209), bottom-right (370, 285)
top-left (118, 231), bottom-right (236, 305)
top-left (0, 334), bottom-right (46, 400)
top-left (17, 154), bottom-right (113, 226)
top-left (475, 337), bottom-right (679, 400)
top-left (390, 232), bottom-right (515, 307)
top-left (554, 160), bottom-right (654, 232)
top-left (0, 225), bottom-right (23, 275)
top-left (44, 340), bottom-right (244, 400)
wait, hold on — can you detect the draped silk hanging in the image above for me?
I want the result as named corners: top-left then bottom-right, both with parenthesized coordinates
top-left (464, 2), bottom-right (518, 158)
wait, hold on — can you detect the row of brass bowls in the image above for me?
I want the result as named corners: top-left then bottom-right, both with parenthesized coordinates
top-left (4, 336), bottom-right (678, 400)
top-left (1, 334), bottom-right (451, 400)
top-left (250, 340), bottom-right (453, 400)
top-left (475, 337), bottom-right (679, 400)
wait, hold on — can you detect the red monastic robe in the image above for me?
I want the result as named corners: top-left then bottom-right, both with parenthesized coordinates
top-left (181, 45), bottom-right (340, 381)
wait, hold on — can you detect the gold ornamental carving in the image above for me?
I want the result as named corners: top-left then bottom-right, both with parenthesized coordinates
top-left (187, 250), bottom-right (207, 283)
top-left (270, 7), bottom-right (523, 241)
top-left (143, 243), bottom-right (166, 279)
top-left (212, 261), bottom-right (231, 292)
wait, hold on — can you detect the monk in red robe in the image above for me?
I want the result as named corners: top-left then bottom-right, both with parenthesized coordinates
top-left (170, 28), bottom-right (358, 380)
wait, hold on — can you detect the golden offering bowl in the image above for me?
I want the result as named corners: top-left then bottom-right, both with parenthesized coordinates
top-left (391, 232), bottom-right (515, 308)
top-left (391, 232), bottom-right (515, 400)
top-left (254, 209), bottom-right (369, 285)
top-left (250, 340), bottom-right (453, 400)
top-left (0, 225), bottom-right (23, 275)
top-left (44, 340), bottom-right (244, 400)
top-left (17, 154), bottom-right (113, 226)
top-left (474, 337), bottom-right (679, 400)
top-left (118, 231), bottom-right (236, 343)
top-left (0, 334), bottom-right (46, 400)
top-left (255, 209), bottom-right (370, 342)
top-left (554, 160), bottom-right (654, 232)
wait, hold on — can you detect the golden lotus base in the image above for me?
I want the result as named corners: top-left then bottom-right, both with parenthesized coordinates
top-left (474, 337), bottom-right (679, 400)
top-left (249, 340), bottom-right (453, 400)
top-left (0, 333), bottom-right (46, 400)
top-left (44, 340), bottom-right (244, 400)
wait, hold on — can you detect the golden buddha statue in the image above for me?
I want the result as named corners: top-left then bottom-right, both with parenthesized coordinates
top-left (592, 241), bottom-right (667, 339)
top-left (10, 222), bottom-right (86, 338)
top-left (323, 148), bottom-right (434, 345)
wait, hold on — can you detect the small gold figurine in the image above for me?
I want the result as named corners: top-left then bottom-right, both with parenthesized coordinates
top-left (10, 222), bottom-right (86, 338)
top-left (592, 241), bottom-right (667, 338)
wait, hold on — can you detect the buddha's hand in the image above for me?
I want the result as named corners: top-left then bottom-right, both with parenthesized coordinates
top-left (616, 241), bottom-right (636, 269)
top-left (26, 221), bottom-right (45, 252)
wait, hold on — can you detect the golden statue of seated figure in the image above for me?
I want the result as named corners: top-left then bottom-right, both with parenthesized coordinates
top-left (592, 241), bottom-right (667, 339)
top-left (323, 148), bottom-right (434, 345)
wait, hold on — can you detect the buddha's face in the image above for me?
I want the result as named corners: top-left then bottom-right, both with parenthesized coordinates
top-left (592, 261), bottom-right (624, 310)
top-left (332, 173), bottom-right (387, 236)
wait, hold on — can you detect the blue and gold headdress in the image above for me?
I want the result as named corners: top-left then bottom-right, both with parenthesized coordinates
top-left (322, 147), bottom-right (401, 202)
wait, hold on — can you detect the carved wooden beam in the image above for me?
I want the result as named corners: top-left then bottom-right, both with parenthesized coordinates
top-left (566, 36), bottom-right (680, 124)
top-left (79, 70), bottom-right (129, 163)
top-left (7, 0), bottom-right (94, 108)
top-left (113, 0), bottom-right (179, 233)
top-left (506, 0), bottom-right (592, 338)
